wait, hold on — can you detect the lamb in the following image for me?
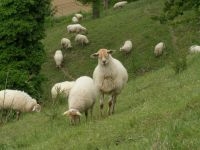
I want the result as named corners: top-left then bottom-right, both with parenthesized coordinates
top-left (120, 40), bottom-right (132, 54)
top-left (154, 42), bottom-right (165, 57)
top-left (67, 24), bottom-right (87, 34)
top-left (75, 13), bottom-right (83, 21)
top-left (0, 89), bottom-right (41, 120)
top-left (51, 81), bottom-right (75, 100)
top-left (63, 76), bottom-right (98, 124)
top-left (75, 34), bottom-right (89, 46)
top-left (91, 48), bottom-right (128, 116)
top-left (72, 16), bottom-right (79, 23)
top-left (54, 50), bottom-right (63, 68)
top-left (113, 1), bottom-right (128, 9)
top-left (61, 38), bottom-right (72, 49)
top-left (189, 45), bottom-right (200, 53)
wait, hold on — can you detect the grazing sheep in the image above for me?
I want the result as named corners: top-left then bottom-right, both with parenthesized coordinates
top-left (189, 45), bottom-right (200, 53)
top-left (154, 42), bottom-right (165, 57)
top-left (120, 40), bottom-right (132, 54)
top-left (51, 81), bottom-right (75, 100)
top-left (0, 89), bottom-right (41, 120)
top-left (72, 16), bottom-right (79, 23)
top-left (75, 34), bottom-right (89, 46)
top-left (63, 76), bottom-right (98, 124)
top-left (54, 50), bottom-right (63, 68)
top-left (61, 38), bottom-right (72, 49)
top-left (67, 24), bottom-right (87, 34)
top-left (75, 13), bottom-right (83, 21)
top-left (113, 1), bottom-right (128, 9)
top-left (91, 49), bottom-right (128, 116)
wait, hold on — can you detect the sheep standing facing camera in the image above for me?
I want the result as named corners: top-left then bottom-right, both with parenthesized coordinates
top-left (91, 48), bottom-right (128, 116)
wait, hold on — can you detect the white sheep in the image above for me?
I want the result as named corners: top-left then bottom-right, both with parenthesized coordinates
top-left (75, 34), bottom-right (89, 46)
top-left (0, 89), bottom-right (41, 119)
top-left (63, 76), bottom-right (98, 124)
top-left (75, 13), bottom-right (83, 21)
top-left (91, 48), bottom-right (128, 116)
top-left (61, 38), bottom-right (72, 49)
top-left (54, 50), bottom-right (63, 68)
top-left (154, 42), bottom-right (165, 57)
top-left (120, 40), bottom-right (132, 54)
top-left (67, 24), bottom-right (87, 34)
top-left (189, 45), bottom-right (200, 53)
top-left (113, 1), bottom-right (128, 9)
top-left (72, 16), bottom-right (79, 23)
top-left (51, 81), bottom-right (75, 100)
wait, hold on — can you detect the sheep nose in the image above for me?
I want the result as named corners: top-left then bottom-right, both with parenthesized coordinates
top-left (102, 60), bottom-right (106, 64)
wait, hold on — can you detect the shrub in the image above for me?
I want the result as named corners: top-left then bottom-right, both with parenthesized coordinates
top-left (0, 0), bottom-right (51, 99)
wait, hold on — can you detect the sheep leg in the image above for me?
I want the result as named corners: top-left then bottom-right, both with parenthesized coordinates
top-left (85, 110), bottom-right (88, 121)
top-left (100, 94), bottom-right (104, 116)
top-left (90, 107), bottom-right (93, 120)
top-left (16, 111), bottom-right (21, 120)
top-left (111, 95), bottom-right (117, 114)
top-left (77, 116), bottom-right (81, 124)
top-left (108, 96), bottom-right (112, 115)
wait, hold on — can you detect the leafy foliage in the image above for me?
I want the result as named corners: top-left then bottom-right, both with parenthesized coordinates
top-left (0, 0), bottom-right (51, 98)
top-left (159, 0), bottom-right (200, 23)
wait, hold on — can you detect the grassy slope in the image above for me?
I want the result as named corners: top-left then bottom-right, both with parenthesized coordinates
top-left (1, 0), bottom-right (200, 149)
top-left (1, 54), bottom-right (200, 149)
top-left (41, 0), bottom-right (173, 101)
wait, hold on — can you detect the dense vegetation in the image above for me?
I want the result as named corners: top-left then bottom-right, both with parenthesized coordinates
top-left (0, 0), bottom-right (200, 149)
top-left (0, 0), bottom-right (51, 98)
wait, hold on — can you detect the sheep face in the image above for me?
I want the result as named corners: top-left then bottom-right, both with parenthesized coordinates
top-left (91, 49), bottom-right (114, 66)
top-left (32, 104), bottom-right (41, 112)
top-left (63, 109), bottom-right (82, 124)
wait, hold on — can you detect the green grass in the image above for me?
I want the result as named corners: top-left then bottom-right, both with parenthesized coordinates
top-left (1, 0), bottom-right (200, 149)
top-left (41, 0), bottom-right (173, 100)
top-left (1, 54), bottom-right (200, 149)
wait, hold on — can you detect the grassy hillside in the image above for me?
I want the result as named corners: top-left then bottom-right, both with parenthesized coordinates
top-left (41, 0), bottom-right (198, 102)
top-left (1, 0), bottom-right (200, 149)
top-left (42, 0), bottom-right (172, 101)
top-left (1, 53), bottom-right (200, 149)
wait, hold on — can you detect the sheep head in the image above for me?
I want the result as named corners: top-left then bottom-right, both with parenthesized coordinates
top-left (91, 49), bottom-right (114, 66)
top-left (63, 109), bottom-right (82, 124)
top-left (32, 104), bottom-right (41, 112)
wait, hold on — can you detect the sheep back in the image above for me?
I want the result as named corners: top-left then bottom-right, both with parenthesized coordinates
top-left (51, 81), bottom-right (75, 99)
top-left (54, 50), bottom-right (63, 67)
top-left (154, 42), bottom-right (165, 56)
top-left (68, 76), bottom-right (98, 113)
top-left (0, 89), bottom-right (40, 112)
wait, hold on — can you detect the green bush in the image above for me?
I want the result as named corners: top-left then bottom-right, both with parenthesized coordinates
top-left (0, 0), bottom-right (51, 99)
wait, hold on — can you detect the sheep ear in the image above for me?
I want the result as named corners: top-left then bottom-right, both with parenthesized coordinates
top-left (107, 50), bottom-right (115, 54)
top-left (32, 104), bottom-right (41, 112)
top-left (63, 110), bottom-right (70, 116)
top-left (90, 53), bottom-right (99, 58)
top-left (76, 111), bottom-right (82, 116)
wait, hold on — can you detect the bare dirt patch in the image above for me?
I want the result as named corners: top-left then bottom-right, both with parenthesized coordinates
top-left (53, 0), bottom-right (91, 17)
